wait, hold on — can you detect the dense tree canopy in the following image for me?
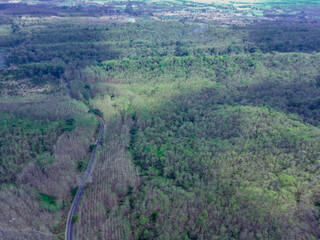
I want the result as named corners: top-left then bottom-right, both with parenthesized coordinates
top-left (1, 11), bottom-right (320, 240)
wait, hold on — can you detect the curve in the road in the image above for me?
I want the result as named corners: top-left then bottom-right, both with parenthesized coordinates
top-left (61, 77), bottom-right (73, 99)
top-left (62, 77), bottom-right (104, 240)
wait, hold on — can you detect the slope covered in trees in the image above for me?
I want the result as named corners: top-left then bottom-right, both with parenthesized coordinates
top-left (84, 52), bottom-right (320, 239)
top-left (1, 8), bottom-right (320, 240)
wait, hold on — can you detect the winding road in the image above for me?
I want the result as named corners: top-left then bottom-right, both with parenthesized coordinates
top-left (62, 77), bottom-right (105, 240)
top-left (61, 77), bottom-right (73, 99)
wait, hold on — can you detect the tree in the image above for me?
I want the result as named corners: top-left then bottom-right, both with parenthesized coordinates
top-left (125, 3), bottom-right (134, 15)
top-left (72, 215), bottom-right (79, 222)
top-left (90, 144), bottom-right (97, 152)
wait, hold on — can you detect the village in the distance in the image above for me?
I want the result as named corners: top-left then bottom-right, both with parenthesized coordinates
top-left (0, 0), bottom-right (319, 24)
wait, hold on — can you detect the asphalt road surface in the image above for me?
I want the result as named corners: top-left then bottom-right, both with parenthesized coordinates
top-left (61, 77), bottom-right (73, 99)
top-left (62, 77), bottom-right (105, 240)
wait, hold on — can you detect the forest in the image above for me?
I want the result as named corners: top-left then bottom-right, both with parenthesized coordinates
top-left (1, 3), bottom-right (320, 240)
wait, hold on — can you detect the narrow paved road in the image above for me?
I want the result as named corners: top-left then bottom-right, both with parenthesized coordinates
top-left (0, 49), bottom-right (6, 70)
top-left (61, 77), bottom-right (73, 99)
top-left (62, 77), bottom-right (104, 240)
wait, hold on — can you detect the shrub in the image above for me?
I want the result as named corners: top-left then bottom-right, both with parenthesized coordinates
top-left (279, 173), bottom-right (297, 187)
top-left (72, 215), bottom-right (79, 222)
top-left (89, 144), bottom-right (97, 152)
top-left (88, 109), bottom-right (103, 117)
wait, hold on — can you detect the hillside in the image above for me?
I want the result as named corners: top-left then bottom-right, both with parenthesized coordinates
top-left (0, 2), bottom-right (320, 240)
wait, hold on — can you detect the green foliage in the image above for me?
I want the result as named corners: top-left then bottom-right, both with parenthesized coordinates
top-left (62, 125), bottom-right (74, 132)
top-left (89, 144), bottom-right (97, 152)
top-left (278, 173), bottom-right (297, 187)
top-left (71, 187), bottom-right (78, 202)
top-left (62, 118), bottom-right (75, 132)
top-left (72, 215), bottom-right (79, 222)
top-left (77, 160), bottom-right (87, 172)
top-left (151, 212), bottom-right (157, 221)
top-left (125, 97), bottom-right (320, 239)
top-left (40, 193), bottom-right (61, 212)
top-left (65, 118), bottom-right (75, 125)
top-left (70, 21), bottom-right (320, 239)
top-left (36, 153), bottom-right (55, 167)
top-left (0, 112), bottom-right (61, 183)
top-left (2, 13), bottom-right (320, 240)
top-left (128, 185), bottom-right (134, 195)
top-left (88, 109), bottom-right (103, 117)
